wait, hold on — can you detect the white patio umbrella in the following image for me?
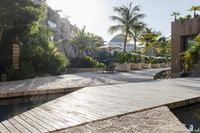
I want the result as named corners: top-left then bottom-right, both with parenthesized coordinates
top-left (99, 43), bottom-right (122, 54)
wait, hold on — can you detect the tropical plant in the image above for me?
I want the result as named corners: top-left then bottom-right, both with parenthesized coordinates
top-left (189, 6), bottom-right (200, 17)
top-left (69, 56), bottom-right (105, 68)
top-left (69, 26), bottom-right (103, 58)
top-left (115, 52), bottom-right (132, 64)
top-left (156, 36), bottom-right (171, 57)
top-left (109, 2), bottom-right (145, 52)
top-left (86, 33), bottom-right (104, 58)
top-left (171, 11), bottom-right (180, 21)
top-left (20, 26), bottom-right (69, 76)
top-left (139, 28), bottom-right (161, 55)
top-left (180, 34), bottom-right (200, 73)
top-left (69, 26), bottom-right (89, 58)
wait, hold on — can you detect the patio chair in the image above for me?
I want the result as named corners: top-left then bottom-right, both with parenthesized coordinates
top-left (105, 63), bottom-right (116, 73)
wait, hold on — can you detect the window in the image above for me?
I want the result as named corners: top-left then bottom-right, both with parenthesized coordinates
top-left (47, 20), bottom-right (57, 28)
top-left (184, 35), bottom-right (196, 50)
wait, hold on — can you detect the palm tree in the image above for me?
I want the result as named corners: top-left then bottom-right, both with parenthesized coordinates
top-left (69, 26), bottom-right (103, 58)
top-left (109, 2), bottom-right (145, 53)
top-left (156, 36), bottom-right (171, 57)
top-left (189, 6), bottom-right (200, 18)
top-left (69, 26), bottom-right (89, 58)
top-left (171, 11), bottom-right (180, 21)
top-left (86, 33), bottom-right (104, 57)
top-left (139, 28), bottom-right (161, 56)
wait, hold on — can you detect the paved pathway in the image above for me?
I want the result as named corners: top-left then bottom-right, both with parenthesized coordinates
top-left (0, 68), bottom-right (168, 98)
top-left (0, 78), bottom-right (199, 133)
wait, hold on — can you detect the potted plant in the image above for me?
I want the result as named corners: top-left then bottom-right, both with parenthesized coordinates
top-left (115, 52), bottom-right (131, 72)
top-left (160, 58), bottom-right (168, 68)
top-left (151, 58), bottom-right (160, 68)
top-left (142, 57), bottom-right (151, 69)
top-left (131, 55), bottom-right (143, 70)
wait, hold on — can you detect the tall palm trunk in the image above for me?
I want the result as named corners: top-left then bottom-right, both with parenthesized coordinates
top-left (123, 33), bottom-right (128, 53)
top-left (194, 11), bottom-right (196, 17)
top-left (134, 38), bottom-right (137, 53)
top-left (145, 43), bottom-right (148, 56)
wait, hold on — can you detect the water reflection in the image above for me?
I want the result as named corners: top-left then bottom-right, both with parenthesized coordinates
top-left (0, 93), bottom-right (65, 122)
top-left (172, 103), bottom-right (200, 133)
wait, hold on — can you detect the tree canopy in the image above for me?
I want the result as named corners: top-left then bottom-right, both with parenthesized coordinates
top-left (0, 0), bottom-right (46, 44)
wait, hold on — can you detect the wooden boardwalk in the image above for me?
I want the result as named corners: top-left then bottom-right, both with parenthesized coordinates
top-left (0, 78), bottom-right (200, 133)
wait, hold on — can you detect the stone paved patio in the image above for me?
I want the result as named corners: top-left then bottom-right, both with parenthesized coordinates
top-left (0, 68), bottom-right (168, 98)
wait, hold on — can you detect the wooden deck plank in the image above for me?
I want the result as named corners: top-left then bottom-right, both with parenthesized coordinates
top-left (13, 116), bottom-right (41, 133)
top-left (32, 108), bottom-right (69, 128)
top-left (46, 102), bottom-right (94, 122)
top-left (2, 121), bottom-right (20, 133)
top-left (24, 112), bottom-right (56, 131)
top-left (0, 123), bottom-right (10, 133)
top-left (8, 118), bottom-right (31, 133)
top-left (18, 114), bottom-right (48, 133)
top-left (41, 104), bottom-right (84, 126)
top-left (29, 109), bottom-right (65, 129)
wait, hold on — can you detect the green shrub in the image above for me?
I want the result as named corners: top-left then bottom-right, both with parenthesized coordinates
top-left (150, 58), bottom-right (159, 64)
top-left (142, 57), bottom-right (150, 63)
top-left (115, 52), bottom-right (132, 64)
top-left (132, 55), bottom-right (142, 63)
top-left (96, 62), bottom-right (106, 68)
top-left (96, 51), bottom-right (111, 62)
top-left (70, 56), bottom-right (106, 68)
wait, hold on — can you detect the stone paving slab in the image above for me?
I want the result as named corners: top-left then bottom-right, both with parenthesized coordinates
top-left (54, 106), bottom-right (189, 133)
top-left (0, 68), bottom-right (168, 98)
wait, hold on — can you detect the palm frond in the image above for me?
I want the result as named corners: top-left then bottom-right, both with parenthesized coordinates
top-left (108, 25), bottom-right (125, 34)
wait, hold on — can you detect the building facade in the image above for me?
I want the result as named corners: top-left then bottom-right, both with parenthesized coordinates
top-left (171, 17), bottom-right (200, 77)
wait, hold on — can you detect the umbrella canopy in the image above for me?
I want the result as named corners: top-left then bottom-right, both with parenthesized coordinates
top-left (99, 43), bottom-right (122, 53)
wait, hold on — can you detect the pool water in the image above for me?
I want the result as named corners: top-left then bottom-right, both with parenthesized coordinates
top-left (172, 103), bottom-right (200, 133)
top-left (0, 93), bottom-right (66, 122)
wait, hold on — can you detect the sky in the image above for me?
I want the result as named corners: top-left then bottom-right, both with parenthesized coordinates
top-left (47, 0), bottom-right (199, 42)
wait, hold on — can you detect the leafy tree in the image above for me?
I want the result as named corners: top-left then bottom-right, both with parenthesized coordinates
top-left (109, 2), bottom-right (145, 52)
top-left (0, 0), bottom-right (46, 44)
top-left (0, 0), bottom-right (69, 80)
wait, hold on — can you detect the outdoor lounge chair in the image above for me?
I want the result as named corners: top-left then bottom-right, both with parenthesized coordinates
top-left (105, 63), bottom-right (116, 73)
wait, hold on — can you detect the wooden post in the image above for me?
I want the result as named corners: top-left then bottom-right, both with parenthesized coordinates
top-left (12, 44), bottom-right (19, 69)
